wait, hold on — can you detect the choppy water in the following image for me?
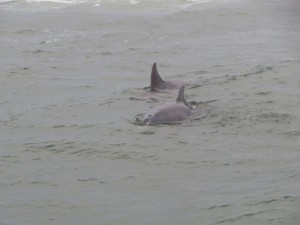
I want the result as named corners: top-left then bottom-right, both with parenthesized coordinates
top-left (0, 0), bottom-right (211, 11)
top-left (1, 0), bottom-right (300, 224)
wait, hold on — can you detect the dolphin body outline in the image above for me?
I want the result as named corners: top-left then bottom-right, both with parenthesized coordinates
top-left (143, 85), bottom-right (191, 125)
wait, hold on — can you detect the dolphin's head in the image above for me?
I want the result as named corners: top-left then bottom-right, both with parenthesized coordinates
top-left (143, 114), bottom-right (153, 124)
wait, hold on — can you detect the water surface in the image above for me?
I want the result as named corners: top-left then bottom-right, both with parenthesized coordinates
top-left (1, 0), bottom-right (300, 224)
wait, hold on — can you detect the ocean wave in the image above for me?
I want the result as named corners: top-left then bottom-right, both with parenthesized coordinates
top-left (0, 0), bottom-right (213, 11)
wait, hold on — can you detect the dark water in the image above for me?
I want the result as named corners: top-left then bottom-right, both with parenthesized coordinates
top-left (1, 0), bottom-right (300, 224)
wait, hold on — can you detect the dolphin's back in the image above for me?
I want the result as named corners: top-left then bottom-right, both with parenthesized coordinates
top-left (144, 102), bottom-right (190, 124)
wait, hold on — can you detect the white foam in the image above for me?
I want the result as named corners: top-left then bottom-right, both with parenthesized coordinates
top-left (25, 0), bottom-right (84, 4)
top-left (129, 0), bottom-right (139, 5)
top-left (1, 0), bottom-right (214, 11)
top-left (183, 0), bottom-right (212, 9)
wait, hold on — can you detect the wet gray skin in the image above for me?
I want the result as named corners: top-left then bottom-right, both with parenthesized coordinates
top-left (144, 85), bottom-right (191, 125)
top-left (150, 63), bottom-right (186, 91)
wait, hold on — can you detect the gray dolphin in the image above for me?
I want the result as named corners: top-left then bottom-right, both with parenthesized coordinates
top-left (150, 63), bottom-right (186, 91)
top-left (144, 85), bottom-right (191, 125)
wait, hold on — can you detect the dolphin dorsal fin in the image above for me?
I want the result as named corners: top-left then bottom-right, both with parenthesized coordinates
top-left (150, 63), bottom-right (164, 91)
top-left (176, 85), bottom-right (188, 106)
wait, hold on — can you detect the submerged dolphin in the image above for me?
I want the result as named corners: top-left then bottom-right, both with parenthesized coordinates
top-left (144, 85), bottom-right (191, 125)
top-left (150, 63), bottom-right (186, 91)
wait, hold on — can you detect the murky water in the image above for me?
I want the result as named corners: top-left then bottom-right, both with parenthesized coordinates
top-left (1, 0), bottom-right (300, 224)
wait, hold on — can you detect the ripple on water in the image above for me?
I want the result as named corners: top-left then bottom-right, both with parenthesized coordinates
top-left (51, 124), bottom-right (97, 129)
top-left (281, 130), bottom-right (300, 136)
top-left (25, 141), bottom-right (79, 154)
top-left (213, 209), bottom-right (271, 224)
top-left (23, 141), bottom-right (158, 163)
top-left (252, 112), bottom-right (296, 123)
top-left (207, 204), bottom-right (232, 210)
top-left (241, 65), bottom-right (273, 77)
top-left (247, 196), bottom-right (296, 206)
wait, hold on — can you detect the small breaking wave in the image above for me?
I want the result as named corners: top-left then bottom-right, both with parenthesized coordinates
top-left (1, 0), bottom-right (213, 11)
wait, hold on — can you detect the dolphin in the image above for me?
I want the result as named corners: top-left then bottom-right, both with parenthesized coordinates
top-left (150, 63), bottom-right (186, 91)
top-left (143, 85), bottom-right (191, 125)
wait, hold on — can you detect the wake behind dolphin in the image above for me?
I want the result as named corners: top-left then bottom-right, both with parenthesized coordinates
top-left (150, 63), bottom-right (186, 91)
top-left (143, 85), bottom-right (191, 125)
